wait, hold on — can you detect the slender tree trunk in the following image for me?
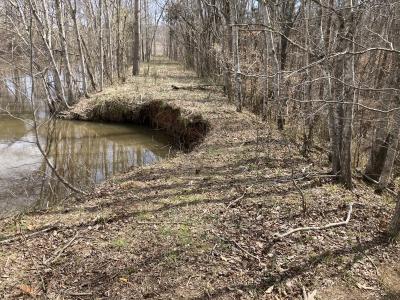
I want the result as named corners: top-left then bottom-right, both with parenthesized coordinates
top-left (132, 0), bottom-right (140, 75)
top-left (68, 0), bottom-right (88, 97)
top-left (29, 0), bottom-right (68, 109)
top-left (378, 103), bottom-right (400, 191)
top-left (390, 195), bottom-right (400, 239)
top-left (259, 0), bottom-right (270, 121)
top-left (365, 52), bottom-right (390, 180)
top-left (323, 0), bottom-right (341, 175)
top-left (340, 41), bottom-right (356, 188)
top-left (55, 0), bottom-right (75, 104)
top-left (81, 38), bottom-right (98, 91)
top-left (99, 0), bottom-right (104, 90)
top-left (222, 2), bottom-right (233, 101)
top-left (116, 0), bottom-right (122, 79)
top-left (230, 1), bottom-right (242, 112)
top-left (105, 0), bottom-right (114, 83)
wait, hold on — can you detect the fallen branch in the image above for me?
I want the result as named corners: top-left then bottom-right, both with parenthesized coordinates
top-left (225, 185), bottom-right (253, 210)
top-left (65, 291), bottom-right (93, 297)
top-left (171, 84), bottom-right (224, 91)
top-left (45, 232), bottom-right (79, 265)
top-left (136, 221), bottom-right (192, 225)
top-left (0, 225), bottom-right (58, 245)
top-left (226, 193), bottom-right (246, 209)
top-left (356, 170), bottom-right (397, 196)
top-left (275, 203), bottom-right (353, 239)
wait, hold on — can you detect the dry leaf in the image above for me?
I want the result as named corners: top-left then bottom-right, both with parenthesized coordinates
top-left (17, 284), bottom-right (37, 297)
top-left (119, 277), bottom-right (128, 283)
top-left (220, 255), bottom-right (229, 262)
top-left (265, 285), bottom-right (274, 294)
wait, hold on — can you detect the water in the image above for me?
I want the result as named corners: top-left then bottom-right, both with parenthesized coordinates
top-left (0, 88), bottom-right (170, 216)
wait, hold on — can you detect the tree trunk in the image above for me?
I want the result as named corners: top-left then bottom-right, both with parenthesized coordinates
top-left (259, 0), bottom-right (270, 121)
top-left (105, 0), bottom-right (114, 84)
top-left (365, 52), bottom-right (390, 180)
top-left (29, 0), bottom-right (68, 108)
top-left (55, 0), bottom-right (75, 104)
top-left (68, 0), bottom-right (88, 97)
top-left (132, 0), bottom-right (140, 76)
top-left (365, 115), bottom-right (390, 181)
top-left (116, 0), bottom-right (122, 79)
top-left (389, 195), bottom-right (400, 239)
top-left (230, 1), bottom-right (242, 112)
top-left (378, 104), bottom-right (400, 191)
top-left (378, 19), bottom-right (400, 192)
top-left (99, 0), bottom-right (104, 90)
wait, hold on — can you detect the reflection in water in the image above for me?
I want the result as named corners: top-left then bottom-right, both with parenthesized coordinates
top-left (0, 97), bottom-right (170, 216)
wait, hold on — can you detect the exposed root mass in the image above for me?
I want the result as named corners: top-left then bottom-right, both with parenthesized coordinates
top-left (61, 98), bottom-right (210, 152)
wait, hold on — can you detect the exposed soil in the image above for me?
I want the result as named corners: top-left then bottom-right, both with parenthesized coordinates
top-left (1, 59), bottom-right (399, 299)
top-left (60, 94), bottom-right (209, 152)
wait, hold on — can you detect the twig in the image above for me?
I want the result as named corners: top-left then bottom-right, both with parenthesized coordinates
top-left (275, 203), bottom-right (354, 239)
top-left (44, 232), bottom-right (79, 265)
top-left (231, 239), bottom-right (262, 264)
top-left (136, 221), bottom-right (192, 225)
top-left (292, 177), bottom-right (307, 213)
top-left (366, 255), bottom-right (380, 277)
top-left (226, 193), bottom-right (246, 209)
top-left (226, 185), bottom-right (253, 210)
top-left (211, 230), bottom-right (262, 265)
top-left (0, 225), bottom-right (58, 245)
top-left (65, 291), bottom-right (93, 296)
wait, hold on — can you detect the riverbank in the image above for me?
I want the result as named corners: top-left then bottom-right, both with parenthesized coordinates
top-left (1, 59), bottom-right (399, 299)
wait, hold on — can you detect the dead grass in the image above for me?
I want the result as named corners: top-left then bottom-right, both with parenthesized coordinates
top-left (0, 58), bottom-right (399, 299)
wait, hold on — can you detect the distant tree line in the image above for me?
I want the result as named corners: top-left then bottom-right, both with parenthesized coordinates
top-left (0, 0), bottom-right (168, 111)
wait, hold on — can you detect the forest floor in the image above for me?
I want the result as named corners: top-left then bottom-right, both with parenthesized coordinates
top-left (1, 58), bottom-right (400, 300)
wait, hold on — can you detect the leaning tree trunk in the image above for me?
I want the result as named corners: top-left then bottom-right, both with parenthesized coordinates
top-left (29, 0), bottom-right (68, 108)
top-left (68, 0), bottom-right (88, 97)
top-left (55, 0), bottom-right (75, 104)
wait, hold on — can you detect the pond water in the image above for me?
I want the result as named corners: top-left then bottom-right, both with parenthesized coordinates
top-left (0, 86), bottom-right (170, 216)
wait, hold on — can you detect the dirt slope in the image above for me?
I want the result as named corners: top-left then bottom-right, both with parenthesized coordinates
top-left (1, 59), bottom-right (399, 299)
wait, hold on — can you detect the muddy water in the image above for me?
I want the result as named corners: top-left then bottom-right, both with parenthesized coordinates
top-left (0, 98), bottom-right (170, 216)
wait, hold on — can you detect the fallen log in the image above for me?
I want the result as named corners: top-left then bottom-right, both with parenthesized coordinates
top-left (275, 203), bottom-right (354, 239)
